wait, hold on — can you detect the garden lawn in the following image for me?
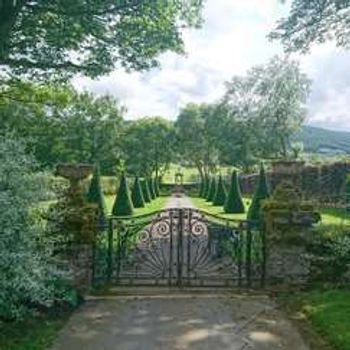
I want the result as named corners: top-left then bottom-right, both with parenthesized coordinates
top-left (279, 289), bottom-right (350, 350)
top-left (320, 208), bottom-right (350, 226)
top-left (190, 196), bottom-right (251, 221)
top-left (0, 312), bottom-right (70, 350)
top-left (105, 195), bottom-right (169, 216)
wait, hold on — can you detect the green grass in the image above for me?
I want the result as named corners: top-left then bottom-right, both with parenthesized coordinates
top-left (162, 164), bottom-right (233, 184)
top-left (320, 208), bottom-right (350, 226)
top-left (190, 196), bottom-right (251, 221)
top-left (105, 195), bottom-right (169, 216)
top-left (0, 313), bottom-right (70, 350)
top-left (279, 289), bottom-right (350, 350)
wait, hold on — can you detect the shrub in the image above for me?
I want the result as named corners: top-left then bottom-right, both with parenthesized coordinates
top-left (224, 171), bottom-right (245, 213)
top-left (207, 177), bottom-right (217, 202)
top-left (148, 177), bottom-right (156, 200)
top-left (247, 164), bottom-right (270, 222)
top-left (131, 176), bottom-right (145, 208)
top-left (141, 179), bottom-right (151, 203)
top-left (87, 165), bottom-right (106, 225)
top-left (213, 175), bottom-right (227, 206)
top-left (0, 135), bottom-right (70, 320)
top-left (112, 173), bottom-right (134, 216)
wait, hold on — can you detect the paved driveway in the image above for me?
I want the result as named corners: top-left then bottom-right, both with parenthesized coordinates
top-left (51, 292), bottom-right (309, 350)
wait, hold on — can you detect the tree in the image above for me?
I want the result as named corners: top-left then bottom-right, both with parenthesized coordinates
top-left (224, 171), bottom-right (245, 214)
top-left (112, 173), bottom-right (133, 216)
top-left (0, 1), bottom-right (203, 80)
top-left (247, 165), bottom-right (270, 222)
top-left (0, 135), bottom-right (68, 320)
top-left (213, 175), bottom-right (227, 206)
top-left (222, 56), bottom-right (310, 161)
top-left (270, 1), bottom-right (350, 53)
top-left (148, 177), bottom-right (156, 200)
top-left (131, 176), bottom-right (145, 209)
top-left (0, 86), bottom-right (125, 174)
top-left (207, 177), bottom-right (217, 203)
top-left (123, 117), bottom-right (175, 178)
top-left (141, 179), bottom-right (151, 203)
top-left (87, 165), bottom-right (106, 224)
top-left (175, 103), bottom-right (219, 181)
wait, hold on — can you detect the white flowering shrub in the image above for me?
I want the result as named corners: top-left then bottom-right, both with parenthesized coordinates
top-left (0, 135), bottom-right (73, 320)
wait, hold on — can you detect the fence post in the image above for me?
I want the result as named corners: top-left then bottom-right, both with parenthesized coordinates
top-left (107, 218), bottom-right (113, 282)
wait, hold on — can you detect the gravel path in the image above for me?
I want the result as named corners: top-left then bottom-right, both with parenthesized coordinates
top-left (164, 193), bottom-right (194, 209)
top-left (51, 293), bottom-right (310, 350)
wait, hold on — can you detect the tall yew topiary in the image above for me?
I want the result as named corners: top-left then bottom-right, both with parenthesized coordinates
top-left (87, 165), bottom-right (106, 224)
top-left (247, 164), bottom-right (270, 222)
top-left (207, 177), bottom-right (217, 202)
top-left (148, 177), bottom-right (156, 200)
top-left (112, 173), bottom-right (134, 216)
top-left (131, 176), bottom-right (145, 208)
top-left (141, 179), bottom-right (151, 203)
top-left (153, 177), bottom-right (159, 197)
top-left (224, 171), bottom-right (245, 213)
top-left (213, 175), bottom-right (227, 206)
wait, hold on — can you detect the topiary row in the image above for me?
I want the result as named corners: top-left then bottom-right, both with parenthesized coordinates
top-left (198, 165), bottom-right (270, 223)
top-left (87, 167), bottom-right (161, 218)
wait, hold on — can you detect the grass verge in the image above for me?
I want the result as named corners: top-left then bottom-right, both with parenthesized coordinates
top-left (190, 196), bottom-right (251, 220)
top-left (278, 289), bottom-right (350, 350)
top-left (105, 195), bottom-right (169, 216)
top-left (0, 311), bottom-right (71, 350)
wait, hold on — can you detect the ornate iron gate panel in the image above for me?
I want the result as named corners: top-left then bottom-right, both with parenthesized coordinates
top-left (93, 208), bottom-right (266, 287)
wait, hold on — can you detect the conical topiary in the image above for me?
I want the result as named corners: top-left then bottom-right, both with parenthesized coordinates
top-left (247, 164), bottom-right (270, 222)
top-left (207, 177), bottom-right (217, 202)
top-left (224, 171), bottom-right (245, 213)
top-left (155, 176), bottom-right (161, 197)
top-left (87, 165), bottom-right (106, 225)
top-left (153, 177), bottom-right (159, 197)
top-left (112, 173), bottom-right (134, 216)
top-left (213, 175), bottom-right (227, 206)
top-left (203, 175), bottom-right (210, 198)
top-left (148, 177), bottom-right (156, 200)
top-left (131, 176), bottom-right (145, 208)
top-left (141, 179), bottom-right (151, 203)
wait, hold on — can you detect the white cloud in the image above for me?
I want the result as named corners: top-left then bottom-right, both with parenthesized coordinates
top-left (74, 0), bottom-right (350, 131)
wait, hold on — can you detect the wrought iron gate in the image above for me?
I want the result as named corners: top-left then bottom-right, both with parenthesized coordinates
top-left (93, 208), bottom-right (266, 287)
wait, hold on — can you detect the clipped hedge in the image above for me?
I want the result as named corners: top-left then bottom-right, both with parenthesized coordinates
top-left (112, 173), bottom-right (134, 216)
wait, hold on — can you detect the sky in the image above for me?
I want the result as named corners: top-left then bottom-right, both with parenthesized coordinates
top-left (74, 0), bottom-right (350, 131)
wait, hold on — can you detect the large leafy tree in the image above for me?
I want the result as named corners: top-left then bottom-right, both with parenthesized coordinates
top-left (270, 1), bottom-right (350, 53)
top-left (0, 0), bottom-right (203, 80)
top-left (123, 117), bottom-right (175, 177)
top-left (0, 85), bottom-right (125, 173)
top-left (223, 56), bottom-right (310, 161)
top-left (175, 103), bottom-right (219, 180)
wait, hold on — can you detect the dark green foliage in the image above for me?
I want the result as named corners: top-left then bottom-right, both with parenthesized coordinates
top-left (148, 177), bottom-right (156, 200)
top-left (87, 165), bottom-right (106, 224)
top-left (141, 179), bottom-right (151, 203)
top-left (213, 175), bottom-right (227, 206)
top-left (248, 164), bottom-right (270, 222)
top-left (199, 175), bottom-right (208, 198)
top-left (199, 178), bottom-right (204, 197)
top-left (204, 176), bottom-right (211, 199)
top-left (207, 177), bottom-right (217, 202)
top-left (112, 173), bottom-right (134, 216)
top-left (224, 171), bottom-right (245, 213)
top-left (131, 176), bottom-right (145, 209)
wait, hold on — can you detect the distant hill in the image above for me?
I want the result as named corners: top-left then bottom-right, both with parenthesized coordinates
top-left (295, 125), bottom-right (350, 155)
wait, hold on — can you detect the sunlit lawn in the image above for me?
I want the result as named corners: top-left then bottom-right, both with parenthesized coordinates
top-left (190, 196), bottom-right (251, 221)
top-left (105, 195), bottom-right (169, 216)
top-left (279, 289), bottom-right (350, 350)
top-left (320, 207), bottom-right (350, 226)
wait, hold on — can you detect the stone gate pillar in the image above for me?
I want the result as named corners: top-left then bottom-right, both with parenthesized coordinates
top-left (262, 182), bottom-right (320, 286)
top-left (54, 163), bottom-right (98, 295)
